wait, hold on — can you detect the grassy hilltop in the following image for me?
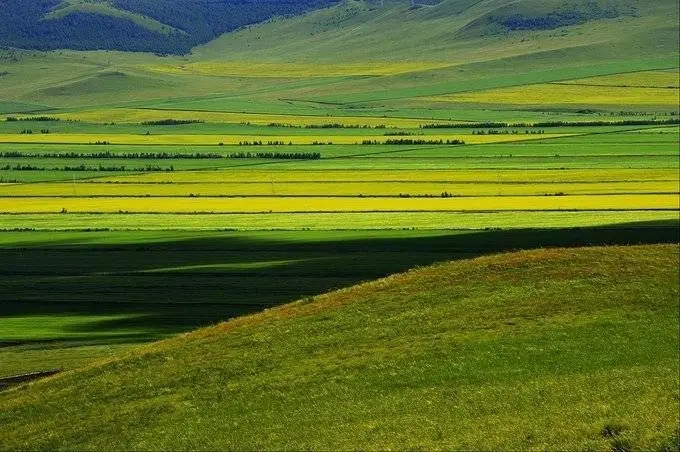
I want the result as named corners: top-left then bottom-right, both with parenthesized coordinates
top-left (1, 244), bottom-right (678, 450)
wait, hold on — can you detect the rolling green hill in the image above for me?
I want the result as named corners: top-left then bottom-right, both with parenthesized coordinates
top-left (194, 0), bottom-right (678, 62)
top-left (1, 244), bottom-right (678, 450)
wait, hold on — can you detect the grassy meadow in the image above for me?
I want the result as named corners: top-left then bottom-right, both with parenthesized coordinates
top-left (0, 0), bottom-right (679, 448)
top-left (1, 244), bottom-right (678, 450)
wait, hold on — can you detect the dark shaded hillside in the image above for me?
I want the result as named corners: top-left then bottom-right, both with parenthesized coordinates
top-left (111, 0), bottom-right (339, 45)
top-left (0, 0), bottom-right (339, 55)
top-left (0, 2), bottom-right (190, 54)
top-left (459, 0), bottom-right (639, 37)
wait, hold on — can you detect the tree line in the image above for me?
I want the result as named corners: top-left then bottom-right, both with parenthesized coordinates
top-left (0, 151), bottom-right (223, 159)
top-left (140, 119), bottom-right (204, 126)
top-left (6, 116), bottom-right (60, 122)
top-left (1, 164), bottom-right (173, 172)
top-left (361, 139), bottom-right (465, 145)
top-left (228, 152), bottom-right (321, 160)
top-left (421, 118), bottom-right (680, 129)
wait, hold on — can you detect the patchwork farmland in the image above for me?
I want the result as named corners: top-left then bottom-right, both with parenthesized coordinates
top-left (0, 0), bottom-right (678, 449)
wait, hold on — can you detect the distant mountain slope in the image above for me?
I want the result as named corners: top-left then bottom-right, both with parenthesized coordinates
top-left (0, 0), bottom-right (339, 55)
top-left (0, 0), bottom-right (676, 110)
top-left (1, 0), bottom-right (670, 56)
top-left (194, 0), bottom-right (678, 62)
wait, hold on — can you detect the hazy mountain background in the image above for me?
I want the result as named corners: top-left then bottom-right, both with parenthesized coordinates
top-left (1, 0), bottom-right (665, 55)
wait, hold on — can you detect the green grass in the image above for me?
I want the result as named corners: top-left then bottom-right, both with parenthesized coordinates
top-left (0, 101), bottom-right (49, 114)
top-left (1, 244), bottom-right (677, 450)
top-left (2, 211), bottom-right (679, 231)
top-left (0, 170), bottom-right (125, 183)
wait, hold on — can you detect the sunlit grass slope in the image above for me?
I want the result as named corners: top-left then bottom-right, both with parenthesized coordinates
top-left (428, 81), bottom-right (680, 107)
top-left (1, 244), bottom-right (678, 450)
top-left (194, 0), bottom-right (679, 64)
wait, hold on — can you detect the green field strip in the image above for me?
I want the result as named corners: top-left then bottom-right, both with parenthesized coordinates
top-left (310, 57), bottom-right (680, 103)
top-left (3, 194), bottom-right (676, 199)
top-left (69, 179), bottom-right (680, 185)
top-left (3, 179), bottom-right (677, 197)
top-left (93, 168), bottom-right (680, 183)
top-left (1, 211), bottom-right (678, 231)
top-left (1, 193), bottom-right (677, 214)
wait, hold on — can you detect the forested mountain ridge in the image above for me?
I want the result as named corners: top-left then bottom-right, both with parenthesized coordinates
top-left (0, 0), bottom-right (340, 55)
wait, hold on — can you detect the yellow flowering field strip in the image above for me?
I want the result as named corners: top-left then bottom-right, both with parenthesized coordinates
top-left (147, 61), bottom-right (453, 77)
top-left (427, 84), bottom-right (680, 106)
top-left (559, 70), bottom-right (680, 88)
top-left (0, 133), bottom-right (572, 146)
top-left (98, 168), bottom-right (680, 184)
top-left (1, 194), bottom-right (676, 213)
top-left (40, 108), bottom-right (449, 128)
top-left (4, 181), bottom-right (677, 197)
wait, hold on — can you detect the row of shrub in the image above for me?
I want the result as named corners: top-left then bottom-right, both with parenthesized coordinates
top-left (6, 116), bottom-right (60, 122)
top-left (1, 151), bottom-right (324, 160)
top-left (0, 151), bottom-right (222, 159)
top-left (228, 152), bottom-right (321, 160)
top-left (472, 130), bottom-right (546, 135)
top-left (384, 132), bottom-right (420, 136)
top-left (1, 164), bottom-right (173, 172)
top-left (17, 129), bottom-right (52, 134)
top-left (305, 123), bottom-right (386, 129)
top-left (235, 140), bottom-right (290, 146)
top-left (421, 118), bottom-right (680, 129)
top-left (263, 123), bottom-right (388, 129)
top-left (395, 192), bottom-right (459, 198)
top-left (361, 139), bottom-right (465, 145)
top-left (140, 119), bottom-right (204, 126)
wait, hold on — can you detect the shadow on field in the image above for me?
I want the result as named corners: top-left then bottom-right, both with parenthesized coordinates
top-left (1, 221), bottom-right (678, 343)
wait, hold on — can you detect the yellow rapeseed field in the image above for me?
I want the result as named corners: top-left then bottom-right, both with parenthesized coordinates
top-left (1, 194), bottom-right (676, 213)
top-left (42, 108), bottom-right (445, 128)
top-left (428, 84), bottom-right (680, 106)
top-left (560, 70), bottom-right (680, 88)
top-left (98, 168), bottom-right (680, 184)
top-left (0, 133), bottom-right (571, 146)
top-left (5, 181), bottom-right (677, 197)
top-left (147, 61), bottom-right (453, 77)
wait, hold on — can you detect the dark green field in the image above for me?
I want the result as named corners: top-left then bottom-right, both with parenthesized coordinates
top-left (2, 224), bottom-right (678, 377)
